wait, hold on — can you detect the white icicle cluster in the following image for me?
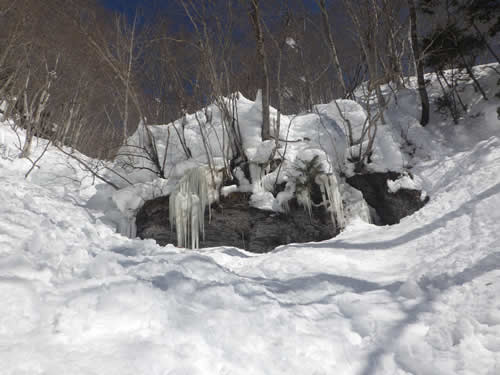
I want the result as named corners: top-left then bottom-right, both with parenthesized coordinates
top-left (316, 174), bottom-right (345, 232)
top-left (296, 173), bottom-right (345, 232)
top-left (296, 187), bottom-right (313, 217)
top-left (169, 167), bottom-right (211, 249)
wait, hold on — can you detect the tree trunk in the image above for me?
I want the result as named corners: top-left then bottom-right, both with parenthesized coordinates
top-left (471, 22), bottom-right (500, 64)
top-left (342, 0), bottom-right (386, 122)
top-left (318, 0), bottom-right (347, 97)
top-left (459, 52), bottom-right (488, 100)
top-left (408, 0), bottom-right (430, 126)
top-left (249, 0), bottom-right (271, 141)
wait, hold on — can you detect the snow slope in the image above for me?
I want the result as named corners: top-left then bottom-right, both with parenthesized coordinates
top-left (1, 64), bottom-right (500, 374)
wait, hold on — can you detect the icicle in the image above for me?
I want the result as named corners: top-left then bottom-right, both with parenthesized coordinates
top-left (249, 163), bottom-right (263, 193)
top-left (174, 191), bottom-right (187, 248)
top-left (117, 215), bottom-right (137, 238)
top-left (169, 192), bottom-right (176, 232)
top-left (129, 216), bottom-right (137, 238)
top-left (363, 203), bottom-right (372, 224)
top-left (191, 195), bottom-right (200, 249)
top-left (169, 166), bottom-right (212, 249)
top-left (316, 174), bottom-right (345, 231)
top-left (328, 174), bottom-right (345, 230)
top-left (297, 187), bottom-right (313, 217)
top-left (317, 176), bottom-right (336, 233)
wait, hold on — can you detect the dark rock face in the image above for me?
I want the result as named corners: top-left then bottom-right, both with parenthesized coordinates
top-left (346, 172), bottom-right (428, 225)
top-left (136, 192), bottom-right (337, 253)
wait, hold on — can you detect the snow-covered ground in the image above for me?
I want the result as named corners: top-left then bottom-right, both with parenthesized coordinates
top-left (1, 64), bottom-right (499, 374)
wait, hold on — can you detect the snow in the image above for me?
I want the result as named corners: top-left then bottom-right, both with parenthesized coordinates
top-left (248, 139), bottom-right (275, 163)
top-left (387, 172), bottom-right (421, 193)
top-left (0, 64), bottom-right (499, 374)
top-left (286, 37), bottom-right (297, 49)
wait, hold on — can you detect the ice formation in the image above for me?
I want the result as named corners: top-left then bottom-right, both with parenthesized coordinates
top-left (275, 182), bottom-right (295, 213)
top-left (296, 173), bottom-right (345, 232)
top-left (316, 173), bottom-right (346, 231)
top-left (120, 216), bottom-right (137, 238)
top-left (249, 163), bottom-right (264, 193)
top-left (296, 185), bottom-right (313, 217)
top-left (169, 167), bottom-right (211, 249)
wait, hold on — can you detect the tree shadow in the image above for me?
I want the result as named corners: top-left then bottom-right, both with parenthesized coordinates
top-left (419, 251), bottom-right (500, 291)
top-left (358, 250), bottom-right (500, 375)
top-left (359, 295), bottom-right (430, 375)
top-left (277, 182), bottom-right (500, 374)
top-left (254, 273), bottom-right (403, 295)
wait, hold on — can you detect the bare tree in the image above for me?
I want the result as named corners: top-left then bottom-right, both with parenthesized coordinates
top-left (379, 0), bottom-right (406, 88)
top-left (115, 11), bottom-right (139, 142)
top-left (343, 0), bottom-right (387, 122)
top-left (248, 0), bottom-right (271, 141)
top-left (408, 0), bottom-right (430, 126)
top-left (18, 53), bottom-right (59, 158)
top-left (316, 0), bottom-right (347, 97)
top-left (179, 0), bottom-right (249, 178)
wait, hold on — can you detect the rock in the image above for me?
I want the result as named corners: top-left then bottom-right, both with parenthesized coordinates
top-left (136, 192), bottom-right (337, 253)
top-left (346, 171), bottom-right (428, 225)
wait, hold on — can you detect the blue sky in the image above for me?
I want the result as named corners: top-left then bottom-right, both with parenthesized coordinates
top-left (100, 0), bottom-right (172, 13)
top-left (99, 0), bottom-right (321, 19)
top-left (98, 0), bottom-right (185, 22)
